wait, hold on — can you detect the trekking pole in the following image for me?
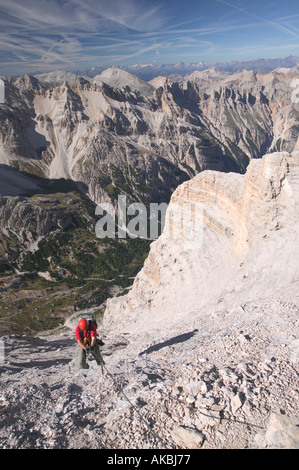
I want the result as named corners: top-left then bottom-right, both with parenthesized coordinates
top-left (88, 347), bottom-right (105, 375)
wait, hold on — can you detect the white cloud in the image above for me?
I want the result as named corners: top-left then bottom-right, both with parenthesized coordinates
top-left (0, 0), bottom-right (166, 73)
top-left (217, 0), bottom-right (299, 39)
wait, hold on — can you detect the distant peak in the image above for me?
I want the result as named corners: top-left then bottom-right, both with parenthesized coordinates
top-left (94, 67), bottom-right (155, 95)
top-left (34, 70), bottom-right (78, 83)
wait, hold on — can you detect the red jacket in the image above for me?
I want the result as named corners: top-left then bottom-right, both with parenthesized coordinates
top-left (75, 323), bottom-right (97, 347)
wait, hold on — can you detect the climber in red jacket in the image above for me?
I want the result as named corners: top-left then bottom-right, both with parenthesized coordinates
top-left (75, 318), bottom-right (105, 370)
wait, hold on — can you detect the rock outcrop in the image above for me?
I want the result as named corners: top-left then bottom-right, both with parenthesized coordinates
top-left (104, 150), bottom-right (299, 333)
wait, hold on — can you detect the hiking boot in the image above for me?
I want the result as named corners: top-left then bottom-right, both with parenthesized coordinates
top-left (80, 363), bottom-right (89, 369)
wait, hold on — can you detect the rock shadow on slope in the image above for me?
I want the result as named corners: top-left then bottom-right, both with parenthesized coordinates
top-left (138, 329), bottom-right (198, 356)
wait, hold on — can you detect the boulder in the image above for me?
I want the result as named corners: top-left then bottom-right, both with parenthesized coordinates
top-left (171, 425), bottom-right (205, 449)
top-left (254, 412), bottom-right (299, 449)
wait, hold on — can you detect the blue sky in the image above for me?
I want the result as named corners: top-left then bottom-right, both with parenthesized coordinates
top-left (0, 0), bottom-right (298, 75)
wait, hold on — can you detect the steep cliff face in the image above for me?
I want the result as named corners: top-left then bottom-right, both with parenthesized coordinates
top-left (192, 69), bottom-right (299, 159)
top-left (104, 150), bottom-right (299, 332)
top-left (0, 72), bottom-right (189, 205)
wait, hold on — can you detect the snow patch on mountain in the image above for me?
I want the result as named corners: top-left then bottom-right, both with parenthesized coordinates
top-left (94, 67), bottom-right (155, 96)
top-left (34, 70), bottom-right (78, 84)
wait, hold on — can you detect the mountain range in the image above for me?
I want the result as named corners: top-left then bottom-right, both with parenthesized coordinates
top-left (78, 55), bottom-right (299, 81)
